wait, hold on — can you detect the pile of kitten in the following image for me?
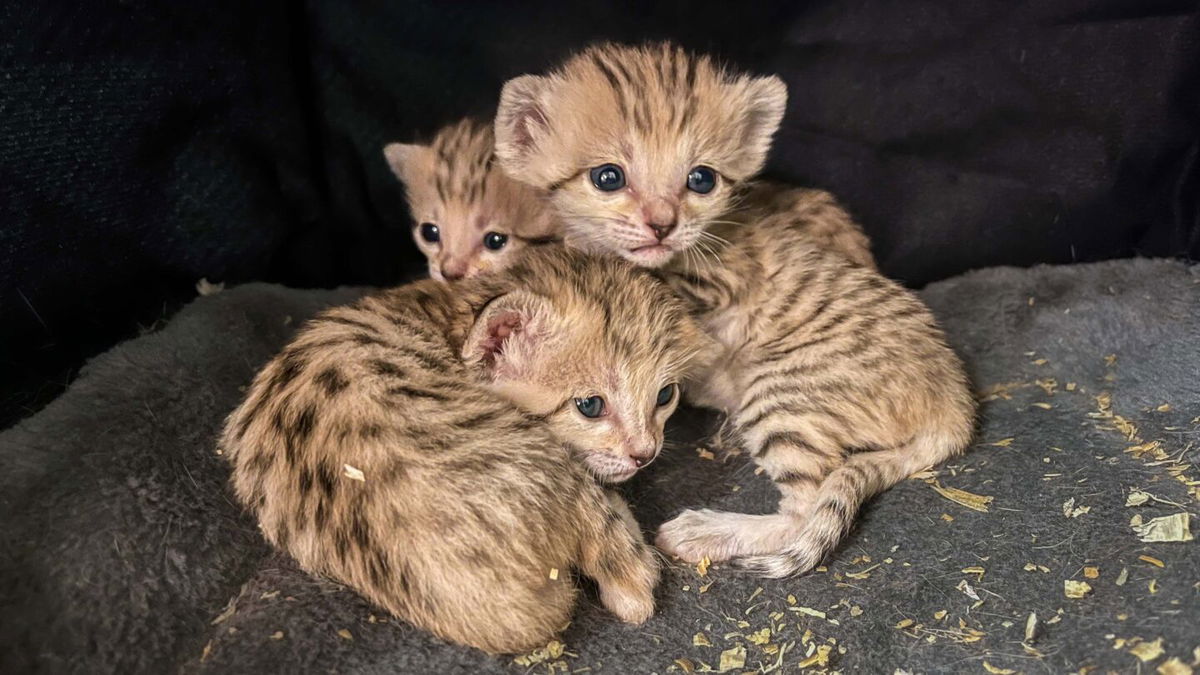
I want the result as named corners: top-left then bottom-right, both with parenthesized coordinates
top-left (219, 42), bottom-right (976, 655)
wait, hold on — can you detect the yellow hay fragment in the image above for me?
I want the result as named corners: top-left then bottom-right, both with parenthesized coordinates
top-left (1064, 580), bottom-right (1092, 598)
top-left (930, 482), bottom-right (993, 512)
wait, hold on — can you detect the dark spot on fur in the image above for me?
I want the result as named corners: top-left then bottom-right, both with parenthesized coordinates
top-left (352, 333), bottom-right (388, 348)
top-left (317, 461), bottom-right (337, 499)
top-left (271, 351), bottom-right (306, 393)
top-left (314, 367), bottom-right (349, 396)
top-left (293, 403), bottom-right (318, 444)
top-left (385, 385), bottom-right (451, 402)
top-left (380, 459), bottom-right (407, 483)
top-left (298, 466), bottom-right (314, 495)
top-left (452, 408), bottom-right (504, 428)
top-left (318, 315), bottom-right (380, 334)
top-left (315, 498), bottom-right (331, 530)
top-left (818, 497), bottom-right (853, 525)
top-left (246, 448), bottom-right (275, 476)
top-left (367, 549), bottom-right (388, 587)
top-left (350, 513), bottom-right (371, 549)
top-left (369, 359), bottom-right (405, 378)
top-left (334, 530), bottom-right (351, 561)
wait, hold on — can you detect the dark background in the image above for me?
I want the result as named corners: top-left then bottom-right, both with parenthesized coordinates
top-left (2, 0), bottom-right (1197, 429)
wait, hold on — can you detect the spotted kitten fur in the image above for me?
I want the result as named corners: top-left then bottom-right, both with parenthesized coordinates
top-left (219, 248), bottom-right (707, 652)
top-left (384, 117), bottom-right (559, 280)
top-left (494, 42), bottom-right (975, 577)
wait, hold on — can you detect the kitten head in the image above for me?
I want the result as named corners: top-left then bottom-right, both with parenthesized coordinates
top-left (494, 42), bottom-right (786, 267)
top-left (462, 248), bottom-right (710, 482)
top-left (384, 118), bottom-right (560, 280)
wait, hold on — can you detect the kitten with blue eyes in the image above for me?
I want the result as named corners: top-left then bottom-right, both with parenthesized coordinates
top-left (384, 118), bottom-right (560, 281)
top-left (494, 42), bottom-right (974, 578)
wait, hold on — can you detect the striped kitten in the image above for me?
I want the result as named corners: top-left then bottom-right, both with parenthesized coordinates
top-left (384, 117), bottom-right (560, 281)
top-left (494, 42), bottom-right (975, 577)
top-left (219, 248), bottom-right (707, 652)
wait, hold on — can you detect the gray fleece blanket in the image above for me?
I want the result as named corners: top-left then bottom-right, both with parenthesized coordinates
top-left (1, 259), bottom-right (1198, 674)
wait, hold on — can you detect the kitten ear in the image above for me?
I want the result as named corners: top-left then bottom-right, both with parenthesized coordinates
top-left (494, 75), bottom-right (556, 185)
top-left (463, 290), bottom-right (556, 381)
top-left (383, 142), bottom-right (427, 186)
top-left (727, 74), bottom-right (788, 178)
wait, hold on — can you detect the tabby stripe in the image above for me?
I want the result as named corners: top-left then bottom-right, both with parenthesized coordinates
top-left (775, 470), bottom-right (821, 486)
top-left (316, 315), bottom-right (380, 334)
top-left (385, 385), bottom-right (451, 402)
top-left (753, 430), bottom-right (809, 458)
top-left (547, 169), bottom-right (583, 193)
top-left (592, 54), bottom-right (630, 117)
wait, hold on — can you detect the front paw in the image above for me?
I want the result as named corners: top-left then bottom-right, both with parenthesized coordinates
top-left (601, 582), bottom-right (655, 625)
top-left (655, 509), bottom-right (740, 563)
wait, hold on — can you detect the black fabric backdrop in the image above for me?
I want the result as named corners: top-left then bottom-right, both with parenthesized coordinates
top-left (1, 0), bottom-right (1198, 428)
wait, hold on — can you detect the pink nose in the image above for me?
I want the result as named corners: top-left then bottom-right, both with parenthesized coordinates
top-left (440, 261), bottom-right (468, 280)
top-left (649, 222), bottom-right (675, 241)
top-left (630, 448), bottom-right (657, 468)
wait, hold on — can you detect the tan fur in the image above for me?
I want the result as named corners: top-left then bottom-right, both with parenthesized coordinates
top-left (384, 118), bottom-right (560, 280)
top-left (495, 42), bottom-right (975, 577)
top-left (219, 248), bottom-right (708, 652)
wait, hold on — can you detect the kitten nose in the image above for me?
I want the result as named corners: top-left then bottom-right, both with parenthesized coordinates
top-left (649, 222), bottom-right (675, 241)
top-left (630, 448), bottom-right (658, 468)
top-left (440, 261), bottom-right (468, 280)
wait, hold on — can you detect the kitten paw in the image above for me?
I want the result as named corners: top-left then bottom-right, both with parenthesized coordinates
top-left (600, 584), bottom-right (656, 625)
top-left (655, 509), bottom-right (743, 563)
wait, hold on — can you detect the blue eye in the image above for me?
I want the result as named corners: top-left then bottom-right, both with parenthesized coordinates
top-left (656, 384), bottom-right (676, 407)
top-left (589, 164), bottom-right (626, 192)
top-left (686, 166), bottom-right (717, 194)
top-left (419, 223), bottom-right (440, 243)
top-left (483, 232), bottom-right (508, 251)
top-left (575, 396), bottom-right (605, 418)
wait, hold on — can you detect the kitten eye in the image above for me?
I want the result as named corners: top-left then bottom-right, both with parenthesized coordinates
top-left (419, 223), bottom-right (440, 243)
top-left (656, 383), bottom-right (677, 407)
top-left (687, 166), bottom-right (717, 194)
top-left (482, 232), bottom-right (508, 251)
top-left (574, 395), bottom-right (606, 418)
top-left (589, 164), bottom-right (626, 192)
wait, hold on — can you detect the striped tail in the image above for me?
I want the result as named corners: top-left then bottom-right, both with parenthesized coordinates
top-left (735, 433), bottom-right (954, 578)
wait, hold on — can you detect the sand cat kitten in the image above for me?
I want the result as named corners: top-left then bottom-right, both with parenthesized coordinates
top-left (494, 42), bottom-right (975, 576)
top-left (384, 117), bottom-right (560, 280)
top-left (219, 248), bottom-right (707, 652)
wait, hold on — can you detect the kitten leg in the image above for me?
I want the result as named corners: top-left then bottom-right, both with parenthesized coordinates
top-left (657, 412), bottom-right (845, 563)
top-left (655, 510), bottom-right (800, 563)
top-left (578, 489), bottom-right (661, 625)
top-left (738, 433), bottom-right (962, 578)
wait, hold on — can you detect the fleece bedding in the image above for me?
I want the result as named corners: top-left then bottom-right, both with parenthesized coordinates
top-left (1, 258), bottom-right (1197, 674)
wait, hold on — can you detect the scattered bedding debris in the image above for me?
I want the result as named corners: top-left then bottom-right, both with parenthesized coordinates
top-left (717, 645), bottom-right (745, 672)
top-left (1131, 513), bottom-right (1194, 542)
top-left (342, 464), bottom-right (366, 482)
top-left (929, 482), bottom-right (993, 512)
top-left (1064, 580), bottom-right (1092, 598)
top-left (1061, 497), bottom-right (1090, 518)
